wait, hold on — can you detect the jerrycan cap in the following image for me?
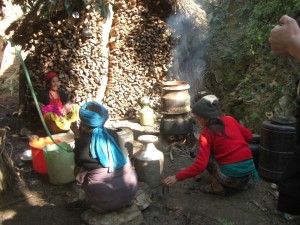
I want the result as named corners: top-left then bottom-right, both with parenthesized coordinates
top-left (140, 97), bottom-right (150, 105)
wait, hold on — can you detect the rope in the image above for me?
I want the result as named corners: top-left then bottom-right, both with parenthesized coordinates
top-left (2, 36), bottom-right (71, 152)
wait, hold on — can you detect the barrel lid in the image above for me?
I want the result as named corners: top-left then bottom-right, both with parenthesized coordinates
top-left (270, 115), bottom-right (296, 125)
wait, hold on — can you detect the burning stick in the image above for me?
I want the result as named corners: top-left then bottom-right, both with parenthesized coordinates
top-left (162, 185), bottom-right (170, 195)
top-left (250, 200), bottom-right (268, 212)
top-left (169, 147), bottom-right (174, 162)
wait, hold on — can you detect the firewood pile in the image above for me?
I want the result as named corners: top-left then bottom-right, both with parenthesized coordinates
top-left (23, 0), bottom-right (176, 120)
top-left (104, 0), bottom-right (175, 119)
top-left (24, 10), bottom-right (108, 104)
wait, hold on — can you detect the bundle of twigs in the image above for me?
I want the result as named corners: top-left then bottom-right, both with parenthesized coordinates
top-left (0, 129), bottom-right (11, 193)
top-left (166, 142), bottom-right (194, 162)
top-left (0, 129), bottom-right (22, 196)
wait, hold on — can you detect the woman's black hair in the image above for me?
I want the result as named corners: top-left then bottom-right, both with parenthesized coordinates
top-left (86, 103), bottom-right (102, 114)
top-left (206, 118), bottom-right (227, 137)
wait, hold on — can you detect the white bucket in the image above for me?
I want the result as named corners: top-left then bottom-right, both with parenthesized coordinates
top-left (43, 142), bottom-right (75, 185)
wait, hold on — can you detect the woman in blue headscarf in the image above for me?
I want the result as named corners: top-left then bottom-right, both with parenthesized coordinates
top-left (71, 101), bottom-right (138, 213)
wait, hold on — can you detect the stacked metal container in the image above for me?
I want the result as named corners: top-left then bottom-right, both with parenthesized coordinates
top-left (160, 81), bottom-right (193, 135)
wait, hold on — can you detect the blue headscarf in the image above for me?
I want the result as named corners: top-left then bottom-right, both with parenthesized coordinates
top-left (79, 102), bottom-right (127, 172)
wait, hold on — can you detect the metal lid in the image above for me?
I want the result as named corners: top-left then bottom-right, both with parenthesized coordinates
top-left (271, 115), bottom-right (296, 126)
top-left (162, 80), bottom-right (190, 91)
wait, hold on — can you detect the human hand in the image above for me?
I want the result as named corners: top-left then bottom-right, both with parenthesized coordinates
top-left (162, 175), bottom-right (178, 187)
top-left (269, 15), bottom-right (300, 58)
top-left (70, 121), bottom-right (80, 138)
top-left (63, 103), bottom-right (72, 114)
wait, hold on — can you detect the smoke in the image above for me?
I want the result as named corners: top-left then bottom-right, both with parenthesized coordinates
top-left (167, 3), bottom-right (208, 103)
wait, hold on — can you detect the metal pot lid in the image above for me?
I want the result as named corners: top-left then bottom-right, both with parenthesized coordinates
top-left (162, 80), bottom-right (190, 91)
top-left (20, 150), bottom-right (32, 162)
top-left (270, 115), bottom-right (296, 125)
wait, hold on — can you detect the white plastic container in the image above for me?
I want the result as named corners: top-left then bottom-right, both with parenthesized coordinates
top-left (43, 142), bottom-right (75, 185)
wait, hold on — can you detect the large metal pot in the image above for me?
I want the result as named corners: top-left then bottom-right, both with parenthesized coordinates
top-left (160, 113), bottom-right (193, 135)
top-left (161, 81), bottom-right (191, 114)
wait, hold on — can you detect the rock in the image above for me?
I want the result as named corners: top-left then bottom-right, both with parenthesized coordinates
top-left (79, 182), bottom-right (151, 225)
top-left (270, 183), bottom-right (277, 190)
top-left (133, 182), bottom-right (152, 210)
top-left (81, 204), bottom-right (144, 225)
top-left (66, 183), bottom-right (87, 204)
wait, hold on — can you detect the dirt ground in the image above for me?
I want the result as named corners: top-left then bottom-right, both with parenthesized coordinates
top-left (0, 89), bottom-right (298, 225)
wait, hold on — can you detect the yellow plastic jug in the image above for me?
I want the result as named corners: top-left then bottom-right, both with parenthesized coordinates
top-left (140, 97), bottom-right (155, 126)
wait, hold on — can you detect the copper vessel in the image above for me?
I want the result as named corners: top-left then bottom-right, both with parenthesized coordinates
top-left (161, 81), bottom-right (191, 114)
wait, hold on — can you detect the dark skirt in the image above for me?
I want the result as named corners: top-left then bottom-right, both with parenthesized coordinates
top-left (277, 143), bottom-right (300, 215)
top-left (76, 163), bottom-right (138, 212)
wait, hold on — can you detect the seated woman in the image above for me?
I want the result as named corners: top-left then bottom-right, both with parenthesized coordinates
top-left (162, 95), bottom-right (259, 195)
top-left (71, 101), bottom-right (138, 213)
top-left (33, 72), bottom-right (79, 134)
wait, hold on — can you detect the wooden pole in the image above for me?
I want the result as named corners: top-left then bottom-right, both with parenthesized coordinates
top-left (95, 1), bottom-right (114, 103)
top-left (0, 128), bottom-right (7, 192)
top-left (18, 69), bottom-right (27, 129)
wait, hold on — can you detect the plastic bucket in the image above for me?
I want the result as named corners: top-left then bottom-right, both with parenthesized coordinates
top-left (43, 142), bottom-right (75, 185)
top-left (29, 137), bottom-right (61, 174)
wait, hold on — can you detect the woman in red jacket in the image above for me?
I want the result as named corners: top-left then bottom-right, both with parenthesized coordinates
top-left (162, 95), bottom-right (259, 195)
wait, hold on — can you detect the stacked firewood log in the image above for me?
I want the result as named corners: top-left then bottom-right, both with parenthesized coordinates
top-left (104, 0), bottom-right (175, 118)
top-left (24, 0), bottom-right (175, 119)
top-left (24, 11), bottom-right (108, 102)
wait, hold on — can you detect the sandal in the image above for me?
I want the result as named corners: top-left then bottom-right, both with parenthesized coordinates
top-left (200, 184), bottom-right (226, 196)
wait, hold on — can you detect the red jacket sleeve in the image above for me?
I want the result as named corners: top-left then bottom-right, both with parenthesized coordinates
top-left (176, 132), bottom-right (211, 181)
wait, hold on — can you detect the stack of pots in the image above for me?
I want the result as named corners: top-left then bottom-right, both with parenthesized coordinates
top-left (160, 81), bottom-right (193, 135)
